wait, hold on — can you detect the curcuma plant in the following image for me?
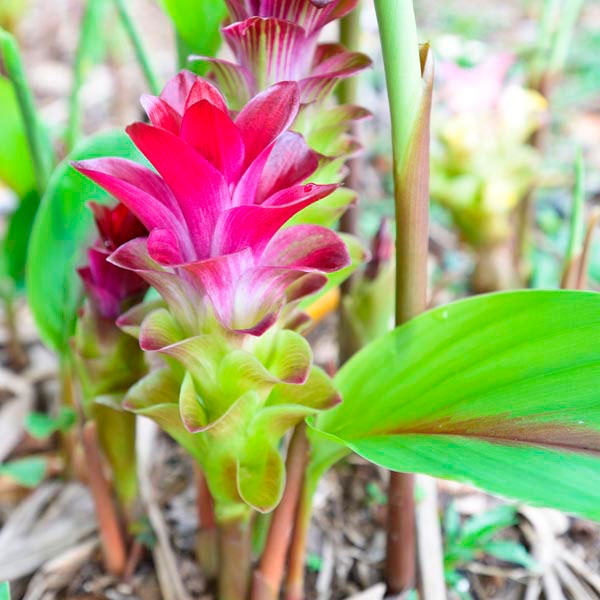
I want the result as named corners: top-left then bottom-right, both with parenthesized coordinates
top-left (18, 0), bottom-right (600, 599)
top-left (431, 52), bottom-right (547, 292)
top-left (74, 73), bottom-right (351, 597)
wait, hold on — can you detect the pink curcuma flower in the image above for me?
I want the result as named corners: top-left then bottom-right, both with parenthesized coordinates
top-left (196, 0), bottom-right (370, 108)
top-left (74, 73), bottom-right (350, 337)
top-left (438, 54), bottom-right (514, 114)
top-left (225, 0), bottom-right (356, 33)
top-left (78, 202), bottom-right (148, 320)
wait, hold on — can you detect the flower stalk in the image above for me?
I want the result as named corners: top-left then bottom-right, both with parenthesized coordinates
top-left (81, 420), bottom-right (128, 576)
top-left (195, 464), bottom-right (218, 578)
top-left (373, 0), bottom-right (432, 592)
top-left (337, 0), bottom-right (364, 362)
top-left (284, 480), bottom-right (314, 600)
top-left (251, 424), bottom-right (310, 600)
top-left (218, 517), bottom-right (252, 600)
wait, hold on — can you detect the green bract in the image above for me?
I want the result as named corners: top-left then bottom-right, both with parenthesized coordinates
top-left (125, 315), bottom-right (340, 522)
top-left (74, 309), bottom-right (145, 508)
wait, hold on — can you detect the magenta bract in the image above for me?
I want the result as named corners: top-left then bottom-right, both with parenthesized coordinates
top-left (78, 202), bottom-right (148, 320)
top-left (225, 0), bottom-right (357, 35)
top-left (74, 73), bottom-right (349, 335)
top-left (197, 0), bottom-right (370, 107)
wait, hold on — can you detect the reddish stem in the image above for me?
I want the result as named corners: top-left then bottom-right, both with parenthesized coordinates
top-left (284, 480), bottom-right (314, 600)
top-left (195, 464), bottom-right (218, 578)
top-left (251, 425), bottom-right (310, 600)
top-left (196, 464), bottom-right (216, 529)
top-left (386, 472), bottom-right (416, 593)
top-left (124, 539), bottom-right (145, 580)
top-left (81, 421), bottom-right (127, 576)
top-left (218, 518), bottom-right (252, 600)
top-left (384, 44), bottom-right (433, 594)
top-left (4, 296), bottom-right (28, 371)
top-left (59, 362), bottom-right (78, 478)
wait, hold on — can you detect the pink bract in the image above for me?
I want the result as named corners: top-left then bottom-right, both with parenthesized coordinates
top-left (194, 0), bottom-right (370, 106)
top-left (78, 202), bottom-right (149, 320)
top-left (74, 73), bottom-right (350, 336)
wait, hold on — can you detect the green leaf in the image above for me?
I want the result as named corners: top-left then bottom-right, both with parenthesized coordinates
top-left (26, 130), bottom-right (144, 354)
top-left (366, 481), bottom-right (387, 505)
top-left (0, 29), bottom-right (54, 193)
top-left (0, 456), bottom-right (47, 487)
top-left (444, 502), bottom-right (461, 545)
top-left (306, 553), bottom-right (323, 572)
top-left (460, 505), bottom-right (517, 547)
top-left (0, 581), bottom-right (10, 600)
top-left (0, 75), bottom-right (35, 196)
top-left (2, 189), bottom-right (40, 290)
top-left (158, 0), bottom-right (227, 73)
top-left (25, 407), bottom-right (77, 439)
top-left (313, 290), bottom-right (600, 520)
top-left (482, 540), bottom-right (537, 570)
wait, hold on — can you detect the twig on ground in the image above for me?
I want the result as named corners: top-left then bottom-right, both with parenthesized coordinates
top-left (138, 419), bottom-right (192, 600)
top-left (415, 475), bottom-right (446, 600)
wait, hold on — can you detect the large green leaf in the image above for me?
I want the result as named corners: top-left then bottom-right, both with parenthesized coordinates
top-left (158, 0), bottom-right (227, 73)
top-left (26, 130), bottom-right (143, 354)
top-left (0, 75), bottom-right (35, 196)
top-left (313, 290), bottom-right (600, 520)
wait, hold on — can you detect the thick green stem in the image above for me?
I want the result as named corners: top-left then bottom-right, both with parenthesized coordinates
top-left (374, 1), bottom-right (432, 593)
top-left (252, 425), bottom-right (309, 600)
top-left (0, 28), bottom-right (52, 193)
top-left (338, 1), bottom-right (361, 245)
top-left (337, 1), bottom-right (363, 362)
top-left (113, 0), bottom-right (161, 95)
top-left (219, 518), bottom-right (252, 600)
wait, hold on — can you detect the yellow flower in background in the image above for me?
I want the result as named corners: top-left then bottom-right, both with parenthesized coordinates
top-left (431, 45), bottom-right (546, 249)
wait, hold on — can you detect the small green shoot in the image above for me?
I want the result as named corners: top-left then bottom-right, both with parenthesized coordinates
top-left (0, 456), bottom-right (47, 487)
top-left (25, 406), bottom-right (77, 439)
top-left (443, 503), bottom-right (537, 598)
top-left (0, 581), bottom-right (10, 600)
top-left (130, 516), bottom-right (157, 550)
top-left (306, 553), bottom-right (323, 573)
top-left (366, 482), bottom-right (387, 506)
